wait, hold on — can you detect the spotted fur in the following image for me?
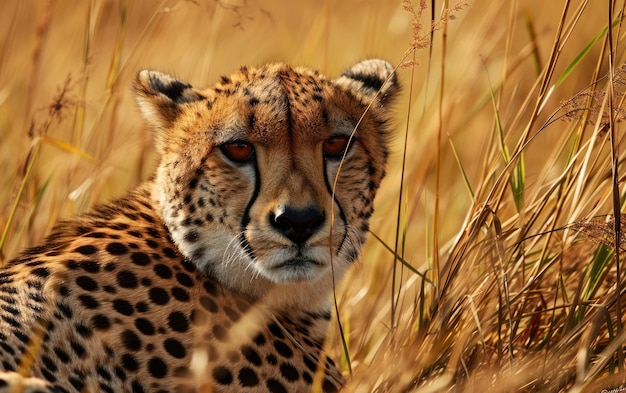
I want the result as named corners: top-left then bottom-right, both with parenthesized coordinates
top-left (0, 59), bottom-right (398, 392)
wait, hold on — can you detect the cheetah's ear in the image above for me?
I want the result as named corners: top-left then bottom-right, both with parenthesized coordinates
top-left (334, 59), bottom-right (399, 105)
top-left (134, 70), bottom-right (205, 130)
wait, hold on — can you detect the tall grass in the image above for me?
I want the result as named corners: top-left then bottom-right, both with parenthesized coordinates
top-left (0, 0), bottom-right (624, 391)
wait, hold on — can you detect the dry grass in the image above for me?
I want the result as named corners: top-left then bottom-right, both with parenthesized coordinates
top-left (1, 0), bottom-right (625, 391)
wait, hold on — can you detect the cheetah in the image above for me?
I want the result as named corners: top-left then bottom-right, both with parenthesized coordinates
top-left (0, 59), bottom-right (398, 392)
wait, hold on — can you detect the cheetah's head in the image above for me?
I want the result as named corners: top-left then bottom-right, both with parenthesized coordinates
top-left (134, 60), bottom-right (398, 309)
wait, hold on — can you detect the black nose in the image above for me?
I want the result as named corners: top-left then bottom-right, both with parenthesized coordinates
top-left (270, 206), bottom-right (325, 245)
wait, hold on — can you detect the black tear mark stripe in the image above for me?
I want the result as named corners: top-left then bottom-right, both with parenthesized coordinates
top-left (240, 157), bottom-right (261, 260)
top-left (322, 162), bottom-right (348, 257)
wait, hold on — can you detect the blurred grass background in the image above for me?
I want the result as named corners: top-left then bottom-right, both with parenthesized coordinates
top-left (1, 0), bottom-right (625, 391)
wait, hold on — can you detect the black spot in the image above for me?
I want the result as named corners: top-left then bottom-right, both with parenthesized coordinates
top-left (200, 296), bottom-right (218, 313)
top-left (78, 294), bottom-right (99, 309)
top-left (31, 267), bottom-right (50, 278)
top-left (92, 314), bottom-right (111, 330)
top-left (213, 366), bottom-right (233, 385)
top-left (75, 276), bottom-right (98, 291)
top-left (269, 322), bottom-right (285, 339)
top-left (185, 230), bottom-right (200, 243)
top-left (131, 379), bottom-right (144, 393)
top-left (0, 342), bottom-right (14, 356)
top-left (117, 270), bottom-right (138, 288)
top-left (280, 362), bottom-right (299, 382)
top-left (1, 286), bottom-right (17, 294)
top-left (253, 333), bottom-right (266, 346)
top-left (80, 261), bottom-right (100, 273)
top-left (168, 311), bottom-right (190, 332)
top-left (114, 366), bottom-right (127, 381)
top-left (139, 212), bottom-right (155, 223)
top-left (135, 318), bottom-right (155, 335)
top-left (70, 340), bottom-right (86, 357)
top-left (113, 299), bottom-right (134, 316)
top-left (266, 378), bottom-right (288, 393)
top-left (212, 324), bottom-right (228, 341)
top-left (162, 247), bottom-right (177, 258)
top-left (153, 264), bottom-right (173, 279)
top-left (274, 340), bottom-right (293, 358)
top-left (41, 355), bottom-right (57, 372)
top-left (104, 262), bottom-right (116, 272)
top-left (74, 245), bottom-right (98, 255)
top-left (303, 371), bottom-right (313, 384)
top-left (41, 367), bottom-right (56, 383)
top-left (266, 354), bottom-right (278, 365)
top-left (176, 272), bottom-right (194, 287)
top-left (109, 222), bottom-right (130, 231)
top-left (239, 367), bottom-right (259, 387)
top-left (241, 345), bottom-right (262, 366)
top-left (203, 280), bottom-right (218, 296)
top-left (56, 302), bottom-right (73, 319)
top-left (54, 346), bottom-right (70, 363)
top-left (1, 304), bottom-right (18, 315)
top-left (97, 366), bottom-right (112, 381)
top-left (127, 230), bottom-right (143, 238)
top-left (106, 242), bottom-right (128, 255)
top-left (69, 376), bottom-right (84, 391)
top-left (121, 329), bottom-right (142, 351)
top-left (131, 252), bottom-right (151, 266)
top-left (224, 306), bottom-right (240, 322)
top-left (121, 354), bottom-right (139, 372)
top-left (148, 357), bottom-right (168, 378)
top-left (323, 378), bottom-right (339, 393)
top-left (64, 262), bottom-right (80, 272)
top-left (249, 97), bottom-right (259, 106)
top-left (75, 323), bottom-right (92, 338)
top-left (135, 301), bottom-right (149, 312)
top-left (149, 287), bottom-right (170, 305)
top-left (29, 292), bottom-right (45, 303)
top-left (147, 228), bottom-right (161, 238)
top-left (171, 287), bottom-right (190, 302)
top-left (164, 338), bottom-right (186, 359)
top-left (303, 354), bottom-right (318, 372)
top-left (181, 259), bottom-right (196, 272)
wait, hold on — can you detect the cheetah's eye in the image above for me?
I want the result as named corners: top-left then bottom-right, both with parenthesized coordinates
top-left (323, 136), bottom-right (350, 158)
top-left (220, 140), bottom-right (255, 163)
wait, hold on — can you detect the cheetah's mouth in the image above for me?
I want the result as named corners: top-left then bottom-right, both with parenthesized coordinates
top-left (265, 253), bottom-right (326, 282)
top-left (273, 255), bottom-right (322, 270)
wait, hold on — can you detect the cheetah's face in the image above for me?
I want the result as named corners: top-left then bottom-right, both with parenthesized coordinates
top-left (134, 60), bottom-right (398, 299)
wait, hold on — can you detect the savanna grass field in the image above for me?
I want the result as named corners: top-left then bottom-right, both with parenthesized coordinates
top-left (1, 0), bottom-right (625, 391)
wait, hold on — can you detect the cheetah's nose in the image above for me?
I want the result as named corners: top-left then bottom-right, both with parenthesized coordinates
top-left (269, 206), bottom-right (325, 245)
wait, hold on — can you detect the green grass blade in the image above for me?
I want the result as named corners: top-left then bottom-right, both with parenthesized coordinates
top-left (448, 136), bottom-right (475, 200)
top-left (555, 15), bottom-right (621, 87)
top-left (369, 230), bottom-right (432, 283)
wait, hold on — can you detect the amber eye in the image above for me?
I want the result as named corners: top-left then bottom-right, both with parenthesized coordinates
top-left (323, 136), bottom-right (350, 158)
top-left (220, 140), bottom-right (255, 163)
